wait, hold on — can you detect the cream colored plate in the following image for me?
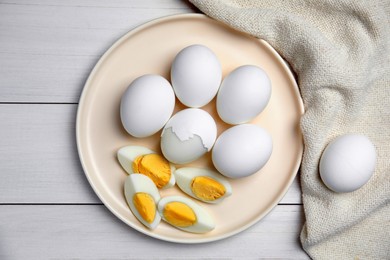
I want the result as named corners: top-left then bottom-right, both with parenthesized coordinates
top-left (76, 14), bottom-right (304, 243)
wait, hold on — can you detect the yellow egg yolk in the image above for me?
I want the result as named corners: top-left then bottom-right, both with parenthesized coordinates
top-left (132, 192), bottom-right (156, 224)
top-left (163, 201), bottom-right (197, 227)
top-left (132, 154), bottom-right (171, 188)
top-left (191, 176), bottom-right (226, 201)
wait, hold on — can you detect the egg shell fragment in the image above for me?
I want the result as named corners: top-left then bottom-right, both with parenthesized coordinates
top-left (171, 44), bottom-right (222, 108)
top-left (217, 65), bottom-right (271, 125)
top-left (212, 124), bottom-right (273, 178)
top-left (120, 74), bottom-right (175, 138)
top-left (175, 167), bottom-right (232, 204)
top-left (124, 174), bottom-right (161, 230)
top-left (320, 134), bottom-right (376, 193)
top-left (117, 145), bottom-right (176, 189)
top-left (158, 196), bottom-right (216, 234)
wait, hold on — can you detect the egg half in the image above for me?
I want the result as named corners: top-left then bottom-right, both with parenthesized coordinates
top-left (158, 196), bottom-right (215, 233)
top-left (175, 167), bottom-right (232, 204)
top-left (124, 174), bottom-right (161, 230)
top-left (117, 146), bottom-right (175, 189)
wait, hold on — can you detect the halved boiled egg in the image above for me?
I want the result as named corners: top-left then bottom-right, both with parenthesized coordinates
top-left (124, 174), bottom-right (161, 229)
top-left (158, 196), bottom-right (215, 233)
top-left (117, 145), bottom-right (175, 189)
top-left (175, 167), bottom-right (232, 204)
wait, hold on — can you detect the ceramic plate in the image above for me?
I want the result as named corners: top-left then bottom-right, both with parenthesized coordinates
top-left (76, 14), bottom-right (304, 243)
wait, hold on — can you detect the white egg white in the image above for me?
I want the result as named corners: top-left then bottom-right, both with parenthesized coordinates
top-left (171, 44), bottom-right (222, 108)
top-left (212, 124), bottom-right (273, 179)
top-left (216, 65), bottom-right (271, 125)
top-left (320, 134), bottom-right (376, 193)
top-left (175, 167), bottom-right (232, 204)
top-left (120, 74), bottom-right (175, 138)
top-left (157, 196), bottom-right (215, 234)
top-left (124, 174), bottom-right (161, 230)
top-left (161, 108), bottom-right (217, 164)
top-left (117, 145), bottom-right (176, 189)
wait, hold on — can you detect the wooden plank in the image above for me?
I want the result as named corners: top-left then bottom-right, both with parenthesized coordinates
top-left (0, 0), bottom-right (196, 9)
top-left (0, 204), bottom-right (308, 259)
top-left (0, 104), bottom-right (98, 203)
top-left (0, 52), bottom-right (99, 103)
top-left (0, 104), bottom-right (302, 204)
top-left (0, 0), bottom-right (195, 56)
top-left (0, 0), bottom-right (196, 102)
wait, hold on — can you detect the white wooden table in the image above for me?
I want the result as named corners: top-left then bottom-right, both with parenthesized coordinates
top-left (0, 1), bottom-right (309, 259)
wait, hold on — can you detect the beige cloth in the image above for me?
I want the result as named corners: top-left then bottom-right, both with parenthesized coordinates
top-left (189, 0), bottom-right (390, 259)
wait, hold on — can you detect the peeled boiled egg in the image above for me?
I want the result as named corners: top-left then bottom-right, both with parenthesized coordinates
top-left (216, 65), bottom-right (271, 124)
top-left (212, 124), bottom-right (273, 178)
top-left (320, 134), bottom-right (376, 193)
top-left (124, 174), bottom-right (161, 229)
top-left (158, 196), bottom-right (215, 233)
top-left (175, 167), bottom-right (232, 204)
top-left (117, 146), bottom-right (175, 189)
top-left (161, 108), bottom-right (217, 164)
top-left (120, 74), bottom-right (175, 138)
top-left (171, 44), bottom-right (222, 108)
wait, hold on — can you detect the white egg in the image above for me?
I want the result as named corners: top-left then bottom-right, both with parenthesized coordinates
top-left (158, 196), bottom-right (215, 233)
top-left (171, 44), bottom-right (222, 108)
top-left (120, 74), bottom-right (175, 138)
top-left (217, 65), bottom-right (271, 124)
top-left (161, 108), bottom-right (217, 164)
top-left (320, 134), bottom-right (376, 193)
top-left (117, 146), bottom-right (175, 189)
top-left (212, 124), bottom-right (273, 178)
top-left (124, 174), bottom-right (161, 230)
top-left (175, 167), bottom-right (232, 204)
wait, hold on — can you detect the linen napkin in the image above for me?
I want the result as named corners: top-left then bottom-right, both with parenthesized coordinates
top-left (189, 0), bottom-right (390, 259)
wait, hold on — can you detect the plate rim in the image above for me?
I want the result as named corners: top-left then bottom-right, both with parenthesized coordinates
top-left (76, 13), bottom-right (304, 244)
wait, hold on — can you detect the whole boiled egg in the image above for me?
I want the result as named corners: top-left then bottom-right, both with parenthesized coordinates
top-left (217, 65), bottom-right (271, 124)
top-left (171, 44), bottom-right (222, 108)
top-left (161, 108), bottom-right (217, 164)
top-left (158, 196), bottom-right (215, 233)
top-left (175, 167), bottom-right (232, 204)
top-left (120, 74), bottom-right (175, 138)
top-left (117, 146), bottom-right (175, 189)
top-left (320, 134), bottom-right (376, 193)
top-left (124, 174), bottom-right (161, 230)
top-left (212, 124), bottom-right (273, 178)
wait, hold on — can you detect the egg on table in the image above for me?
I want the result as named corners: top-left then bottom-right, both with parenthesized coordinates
top-left (161, 108), bottom-right (217, 164)
top-left (158, 196), bottom-right (215, 233)
top-left (120, 74), bottom-right (175, 138)
top-left (212, 124), bottom-right (273, 178)
top-left (217, 65), bottom-right (271, 125)
top-left (320, 134), bottom-right (376, 193)
top-left (117, 145), bottom-right (175, 189)
top-left (171, 44), bottom-right (222, 108)
top-left (124, 174), bottom-right (161, 230)
top-left (175, 167), bottom-right (232, 204)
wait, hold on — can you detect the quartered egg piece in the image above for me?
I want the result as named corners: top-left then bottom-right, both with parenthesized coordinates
top-left (175, 167), bottom-right (232, 204)
top-left (124, 174), bottom-right (161, 230)
top-left (158, 196), bottom-right (215, 234)
top-left (117, 145), bottom-right (175, 189)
